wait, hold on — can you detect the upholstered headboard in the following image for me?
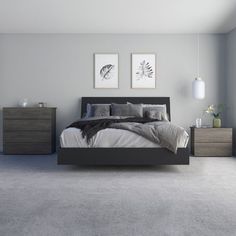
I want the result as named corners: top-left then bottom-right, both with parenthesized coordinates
top-left (81, 97), bottom-right (171, 121)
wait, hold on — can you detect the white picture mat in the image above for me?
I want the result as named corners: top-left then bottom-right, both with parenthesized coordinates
top-left (132, 54), bottom-right (156, 88)
top-left (94, 54), bottom-right (118, 88)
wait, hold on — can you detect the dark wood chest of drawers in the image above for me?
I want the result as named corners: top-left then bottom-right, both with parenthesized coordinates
top-left (3, 107), bottom-right (56, 154)
top-left (191, 127), bottom-right (232, 157)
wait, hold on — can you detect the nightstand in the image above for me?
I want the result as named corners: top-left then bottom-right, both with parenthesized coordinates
top-left (3, 107), bottom-right (56, 154)
top-left (190, 127), bottom-right (232, 157)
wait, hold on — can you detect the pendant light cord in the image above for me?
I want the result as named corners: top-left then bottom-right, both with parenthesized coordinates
top-left (197, 34), bottom-right (200, 78)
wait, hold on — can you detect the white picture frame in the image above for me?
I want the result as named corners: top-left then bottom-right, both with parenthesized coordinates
top-left (132, 53), bottom-right (156, 88)
top-left (94, 53), bottom-right (119, 88)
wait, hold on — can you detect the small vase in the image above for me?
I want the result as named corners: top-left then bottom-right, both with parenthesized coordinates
top-left (18, 98), bottom-right (29, 107)
top-left (213, 117), bottom-right (221, 128)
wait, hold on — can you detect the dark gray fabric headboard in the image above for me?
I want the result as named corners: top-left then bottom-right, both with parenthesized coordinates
top-left (81, 97), bottom-right (171, 121)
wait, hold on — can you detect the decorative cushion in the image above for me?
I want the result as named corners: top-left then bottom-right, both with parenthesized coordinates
top-left (145, 110), bottom-right (163, 120)
top-left (142, 104), bottom-right (168, 120)
top-left (111, 103), bottom-right (143, 117)
top-left (85, 104), bottom-right (110, 118)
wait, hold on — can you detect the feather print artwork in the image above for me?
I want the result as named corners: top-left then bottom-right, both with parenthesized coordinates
top-left (136, 60), bottom-right (153, 80)
top-left (95, 54), bottom-right (118, 88)
top-left (100, 64), bottom-right (115, 80)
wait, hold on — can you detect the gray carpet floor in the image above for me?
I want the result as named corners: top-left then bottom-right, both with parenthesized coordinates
top-left (0, 154), bottom-right (236, 236)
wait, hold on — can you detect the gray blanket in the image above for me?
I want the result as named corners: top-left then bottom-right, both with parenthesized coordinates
top-left (110, 121), bottom-right (189, 153)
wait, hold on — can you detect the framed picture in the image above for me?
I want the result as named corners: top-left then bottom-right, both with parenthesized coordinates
top-left (131, 53), bottom-right (156, 88)
top-left (94, 53), bottom-right (119, 88)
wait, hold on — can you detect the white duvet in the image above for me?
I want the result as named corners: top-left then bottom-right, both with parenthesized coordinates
top-left (60, 127), bottom-right (162, 148)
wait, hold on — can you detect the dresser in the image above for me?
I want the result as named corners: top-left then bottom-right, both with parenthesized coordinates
top-left (190, 127), bottom-right (232, 157)
top-left (3, 107), bottom-right (56, 154)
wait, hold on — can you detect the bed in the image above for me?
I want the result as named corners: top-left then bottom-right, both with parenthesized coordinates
top-left (58, 97), bottom-right (189, 165)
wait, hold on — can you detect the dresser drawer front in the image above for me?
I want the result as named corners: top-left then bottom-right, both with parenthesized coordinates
top-left (4, 131), bottom-right (51, 143)
top-left (3, 107), bottom-right (56, 155)
top-left (4, 120), bottom-right (51, 131)
top-left (3, 143), bottom-right (52, 154)
top-left (3, 108), bottom-right (54, 119)
top-left (194, 128), bottom-right (232, 143)
top-left (194, 143), bottom-right (232, 156)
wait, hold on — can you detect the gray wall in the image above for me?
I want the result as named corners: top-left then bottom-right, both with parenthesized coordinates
top-left (226, 28), bottom-right (236, 154)
top-left (0, 34), bottom-right (226, 150)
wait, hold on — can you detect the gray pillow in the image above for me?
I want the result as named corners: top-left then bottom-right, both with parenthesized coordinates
top-left (142, 104), bottom-right (169, 121)
top-left (142, 104), bottom-right (167, 114)
top-left (85, 104), bottom-right (110, 117)
top-left (142, 104), bottom-right (167, 116)
top-left (145, 110), bottom-right (162, 120)
top-left (111, 103), bottom-right (143, 117)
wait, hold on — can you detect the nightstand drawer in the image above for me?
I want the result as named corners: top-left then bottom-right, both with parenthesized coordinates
top-left (193, 128), bottom-right (232, 143)
top-left (3, 108), bottom-right (53, 120)
top-left (4, 120), bottom-right (51, 131)
top-left (4, 143), bottom-right (52, 154)
top-left (4, 131), bottom-right (51, 143)
top-left (194, 143), bottom-right (232, 156)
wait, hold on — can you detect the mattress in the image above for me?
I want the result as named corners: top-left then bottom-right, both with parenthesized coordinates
top-left (60, 127), bottom-right (162, 148)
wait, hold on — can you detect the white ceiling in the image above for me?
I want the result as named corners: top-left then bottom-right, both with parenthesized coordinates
top-left (0, 0), bottom-right (236, 34)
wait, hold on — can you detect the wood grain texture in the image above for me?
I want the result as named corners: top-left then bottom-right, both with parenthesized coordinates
top-left (193, 128), bottom-right (232, 143)
top-left (191, 127), bottom-right (233, 157)
top-left (4, 131), bottom-right (51, 143)
top-left (3, 107), bottom-right (56, 154)
top-left (194, 143), bottom-right (232, 157)
top-left (4, 120), bottom-right (51, 131)
top-left (4, 143), bottom-right (52, 155)
top-left (3, 107), bottom-right (56, 120)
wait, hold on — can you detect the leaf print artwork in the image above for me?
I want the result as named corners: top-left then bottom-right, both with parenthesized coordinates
top-left (100, 64), bottom-right (115, 80)
top-left (136, 60), bottom-right (153, 80)
top-left (132, 54), bottom-right (156, 88)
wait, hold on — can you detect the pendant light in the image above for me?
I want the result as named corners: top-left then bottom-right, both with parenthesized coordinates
top-left (192, 34), bottom-right (205, 99)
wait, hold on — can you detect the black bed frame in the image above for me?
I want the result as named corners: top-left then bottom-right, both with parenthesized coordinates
top-left (58, 97), bottom-right (189, 165)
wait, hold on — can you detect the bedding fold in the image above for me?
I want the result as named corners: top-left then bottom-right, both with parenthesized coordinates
top-left (67, 117), bottom-right (160, 142)
top-left (110, 121), bottom-right (188, 153)
top-left (63, 117), bottom-right (189, 153)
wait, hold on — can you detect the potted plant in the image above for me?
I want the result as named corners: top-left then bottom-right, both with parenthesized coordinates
top-left (204, 104), bottom-right (224, 128)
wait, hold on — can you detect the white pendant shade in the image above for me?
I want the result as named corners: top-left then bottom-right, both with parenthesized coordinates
top-left (192, 77), bottom-right (205, 99)
top-left (192, 35), bottom-right (205, 100)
